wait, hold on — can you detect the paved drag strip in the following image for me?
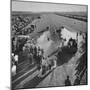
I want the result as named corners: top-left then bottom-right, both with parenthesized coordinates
top-left (12, 66), bottom-right (37, 84)
top-left (15, 70), bottom-right (39, 89)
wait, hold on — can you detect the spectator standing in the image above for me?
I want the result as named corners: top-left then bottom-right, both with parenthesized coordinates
top-left (74, 75), bottom-right (80, 85)
top-left (65, 76), bottom-right (71, 86)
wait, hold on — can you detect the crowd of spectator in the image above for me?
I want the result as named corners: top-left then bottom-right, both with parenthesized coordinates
top-left (12, 15), bottom-right (40, 36)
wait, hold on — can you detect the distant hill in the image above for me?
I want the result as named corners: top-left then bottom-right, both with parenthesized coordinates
top-left (55, 12), bottom-right (87, 17)
top-left (12, 11), bottom-right (41, 16)
top-left (12, 11), bottom-right (87, 17)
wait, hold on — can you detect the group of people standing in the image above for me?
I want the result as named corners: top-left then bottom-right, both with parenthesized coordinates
top-left (11, 36), bottom-right (56, 77)
top-left (11, 53), bottom-right (18, 76)
top-left (23, 42), bottom-right (44, 66)
top-left (23, 41), bottom-right (57, 77)
top-left (64, 75), bottom-right (80, 86)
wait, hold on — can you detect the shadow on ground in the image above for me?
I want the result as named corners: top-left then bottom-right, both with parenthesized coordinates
top-left (57, 46), bottom-right (77, 66)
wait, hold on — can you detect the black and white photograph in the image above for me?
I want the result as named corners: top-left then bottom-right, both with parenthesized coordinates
top-left (11, 0), bottom-right (88, 89)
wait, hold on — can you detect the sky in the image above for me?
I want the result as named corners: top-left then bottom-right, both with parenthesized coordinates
top-left (12, 1), bottom-right (87, 12)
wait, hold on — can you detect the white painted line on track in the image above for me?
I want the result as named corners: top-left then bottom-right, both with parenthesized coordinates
top-left (12, 66), bottom-right (37, 84)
